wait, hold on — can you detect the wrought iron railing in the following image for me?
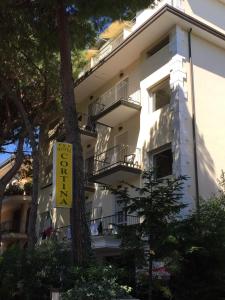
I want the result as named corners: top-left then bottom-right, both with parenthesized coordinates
top-left (50, 213), bottom-right (139, 241)
top-left (77, 21), bottom-right (135, 77)
top-left (92, 32), bottom-right (124, 66)
top-left (89, 81), bottom-right (141, 117)
top-left (78, 112), bottom-right (97, 134)
top-left (89, 213), bottom-right (140, 236)
top-left (84, 156), bottom-right (95, 190)
top-left (93, 144), bottom-right (141, 175)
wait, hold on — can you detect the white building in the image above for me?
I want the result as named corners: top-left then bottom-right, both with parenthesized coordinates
top-left (38, 0), bottom-right (225, 259)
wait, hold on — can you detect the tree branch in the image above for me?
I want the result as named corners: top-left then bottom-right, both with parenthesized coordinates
top-left (0, 135), bottom-right (24, 194)
top-left (13, 45), bottom-right (44, 78)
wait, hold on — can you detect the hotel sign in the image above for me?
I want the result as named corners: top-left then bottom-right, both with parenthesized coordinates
top-left (53, 142), bottom-right (73, 208)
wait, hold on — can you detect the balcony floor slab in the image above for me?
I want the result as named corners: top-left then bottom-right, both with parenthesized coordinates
top-left (89, 164), bottom-right (142, 185)
top-left (94, 100), bottom-right (141, 127)
top-left (91, 235), bottom-right (121, 250)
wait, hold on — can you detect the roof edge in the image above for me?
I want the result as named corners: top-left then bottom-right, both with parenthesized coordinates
top-left (74, 4), bottom-right (225, 88)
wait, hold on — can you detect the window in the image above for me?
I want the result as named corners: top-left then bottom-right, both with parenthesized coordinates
top-left (151, 78), bottom-right (171, 111)
top-left (147, 36), bottom-right (169, 57)
top-left (152, 148), bottom-right (173, 178)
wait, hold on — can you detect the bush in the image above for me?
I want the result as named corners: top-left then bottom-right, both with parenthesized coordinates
top-left (0, 241), bottom-right (131, 300)
top-left (169, 197), bottom-right (225, 300)
top-left (62, 265), bottom-right (131, 300)
top-left (0, 241), bottom-right (73, 300)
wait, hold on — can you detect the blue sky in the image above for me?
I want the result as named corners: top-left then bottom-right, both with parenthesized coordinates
top-left (0, 144), bottom-right (16, 165)
top-left (0, 143), bottom-right (32, 165)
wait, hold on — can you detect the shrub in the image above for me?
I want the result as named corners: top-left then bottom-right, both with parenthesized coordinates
top-left (62, 265), bottom-right (131, 300)
top-left (0, 241), bottom-right (131, 300)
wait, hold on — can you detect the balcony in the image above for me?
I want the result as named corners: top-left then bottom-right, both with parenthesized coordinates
top-left (51, 214), bottom-right (139, 253)
top-left (89, 145), bottom-right (142, 185)
top-left (78, 112), bottom-right (98, 144)
top-left (84, 156), bottom-right (95, 193)
top-left (89, 213), bottom-right (139, 236)
top-left (78, 22), bottom-right (133, 78)
top-left (92, 33), bottom-right (124, 66)
top-left (89, 80), bottom-right (141, 127)
top-left (90, 213), bottom-right (140, 252)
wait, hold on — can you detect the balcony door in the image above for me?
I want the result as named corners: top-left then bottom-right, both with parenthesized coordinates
top-left (114, 131), bottom-right (128, 164)
top-left (116, 78), bottom-right (128, 101)
top-left (116, 200), bottom-right (127, 225)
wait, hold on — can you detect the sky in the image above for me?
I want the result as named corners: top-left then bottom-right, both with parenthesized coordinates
top-left (0, 144), bottom-right (16, 165)
top-left (0, 143), bottom-right (32, 166)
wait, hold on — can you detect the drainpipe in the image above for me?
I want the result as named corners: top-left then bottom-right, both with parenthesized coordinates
top-left (188, 29), bottom-right (200, 213)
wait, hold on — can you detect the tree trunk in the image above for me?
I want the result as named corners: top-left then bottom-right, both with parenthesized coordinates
top-left (7, 91), bottom-right (39, 249)
top-left (148, 236), bottom-right (153, 300)
top-left (0, 135), bottom-right (24, 248)
top-left (27, 147), bottom-right (39, 248)
top-left (0, 76), bottom-right (40, 248)
top-left (57, 0), bottom-right (91, 265)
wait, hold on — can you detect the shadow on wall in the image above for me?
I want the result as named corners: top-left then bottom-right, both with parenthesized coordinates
top-left (95, 124), bottom-right (111, 155)
top-left (92, 113), bottom-right (141, 218)
top-left (142, 83), bottom-right (216, 209)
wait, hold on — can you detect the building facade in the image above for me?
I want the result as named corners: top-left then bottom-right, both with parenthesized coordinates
top-left (37, 0), bottom-right (225, 259)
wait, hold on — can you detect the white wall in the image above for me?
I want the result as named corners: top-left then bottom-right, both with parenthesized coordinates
top-left (191, 34), bottom-right (225, 199)
top-left (184, 0), bottom-right (225, 34)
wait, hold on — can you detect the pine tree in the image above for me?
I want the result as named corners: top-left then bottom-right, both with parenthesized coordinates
top-left (110, 171), bottom-right (187, 300)
top-left (1, 0), bottom-right (157, 265)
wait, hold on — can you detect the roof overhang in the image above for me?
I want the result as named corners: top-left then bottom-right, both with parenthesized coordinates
top-left (75, 5), bottom-right (225, 103)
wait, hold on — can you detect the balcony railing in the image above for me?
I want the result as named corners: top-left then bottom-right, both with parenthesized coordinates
top-left (89, 80), bottom-right (141, 118)
top-left (92, 32), bottom-right (124, 66)
top-left (89, 213), bottom-right (140, 236)
top-left (78, 112), bottom-right (97, 135)
top-left (78, 24), bottom-right (134, 78)
top-left (51, 213), bottom-right (139, 241)
top-left (84, 156), bottom-right (95, 191)
top-left (92, 144), bottom-right (141, 175)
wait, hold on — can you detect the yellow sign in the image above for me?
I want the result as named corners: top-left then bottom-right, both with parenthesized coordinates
top-left (53, 142), bottom-right (73, 208)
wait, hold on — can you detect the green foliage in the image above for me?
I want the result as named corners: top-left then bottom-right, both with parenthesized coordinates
top-left (111, 171), bottom-right (187, 262)
top-left (0, 246), bottom-right (23, 299)
top-left (62, 265), bottom-right (131, 300)
top-left (110, 171), bottom-right (187, 299)
top-left (0, 241), bottom-right (73, 300)
top-left (169, 196), bottom-right (225, 300)
top-left (0, 241), bottom-right (130, 300)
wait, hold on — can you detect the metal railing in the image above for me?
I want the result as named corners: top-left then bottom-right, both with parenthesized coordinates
top-left (77, 21), bottom-right (135, 76)
top-left (50, 213), bottom-right (139, 241)
top-left (93, 144), bottom-right (141, 175)
top-left (92, 32), bottom-right (124, 66)
top-left (89, 81), bottom-right (141, 117)
top-left (84, 157), bottom-right (95, 189)
top-left (78, 112), bottom-right (97, 134)
top-left (89, 213), bottom-right (140, 236)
